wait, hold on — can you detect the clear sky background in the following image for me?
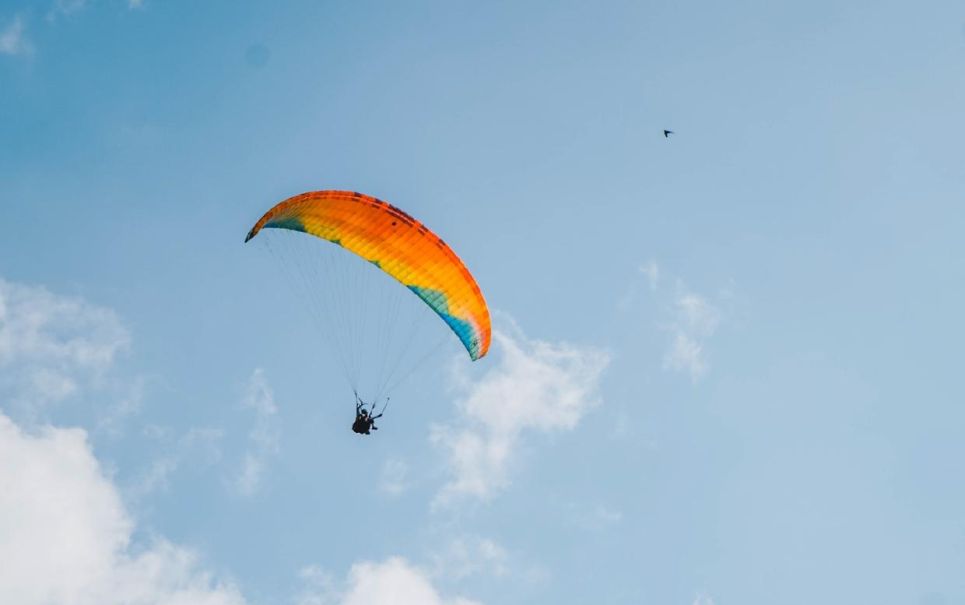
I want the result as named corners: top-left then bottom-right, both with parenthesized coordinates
top-left (2, 1), bottom-right (964, 604)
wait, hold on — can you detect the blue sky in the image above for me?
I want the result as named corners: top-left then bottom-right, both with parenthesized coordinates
top-left (2, 1), bottom-right (964, 604)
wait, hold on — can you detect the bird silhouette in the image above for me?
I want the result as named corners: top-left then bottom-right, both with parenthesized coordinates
top-left (663, 129), bottom-right (674, 138)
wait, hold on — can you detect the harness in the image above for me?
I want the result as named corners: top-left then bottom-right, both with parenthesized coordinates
top-left (353, 390), bottom-right (390, 434)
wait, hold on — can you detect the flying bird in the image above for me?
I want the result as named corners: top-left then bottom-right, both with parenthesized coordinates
top-left (663, 129), bottom-right (674, 138)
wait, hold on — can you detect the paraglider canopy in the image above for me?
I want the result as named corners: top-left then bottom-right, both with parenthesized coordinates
top-left (245, 190), bottom-right (491, 361)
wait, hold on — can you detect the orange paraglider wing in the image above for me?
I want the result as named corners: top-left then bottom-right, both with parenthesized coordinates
top-left (246, 190), bottom-right (491, 360)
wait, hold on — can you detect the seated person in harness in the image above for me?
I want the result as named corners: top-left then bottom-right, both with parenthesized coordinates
top-left (352, 393), bottom-right (384, 435)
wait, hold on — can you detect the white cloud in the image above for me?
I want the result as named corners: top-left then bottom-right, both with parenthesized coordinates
top-left (664, 333), bottom-right (705, 379)
top-left (0, 15), bottom-right (30, 55)
top-left (0, 411), bottom-right (247, 605)
top-left (0, 278), bottom-right (130, 411)
top-left (692, 594), bottom-right (715, 605)
top-left (378, 457), bottom-right (409, 496)
top-left (27, 366), bottom-right (78, 400)
top-left (626, 263), bottom-right (731, 382)
top-left (297, 558), bottom-right (482, 605)
top-left (97, 377), bottom-right (145, 436)
top-left (129, 427), bottom-right (223, 500)
top-left (295, 565), bottom-right (336, 605)
top-left (432, 322), bottom-right (609, 504)
top-left (676, 294), bottom-right (720, 335)
top-left (235, 368), bottom-right (279, 496)
top-left (430, 536), bottom-right (508, 581)
top-left (132, 454), bottom-right (181, 499)
top-left (662, 291), bottom-right (720, 382)
top-left (342, 558), bottom-right (482, 605)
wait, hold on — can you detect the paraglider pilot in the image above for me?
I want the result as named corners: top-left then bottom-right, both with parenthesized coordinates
top-left (352, 393), bottom-right (383, 435)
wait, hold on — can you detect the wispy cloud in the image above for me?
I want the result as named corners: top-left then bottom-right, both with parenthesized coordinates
top-left (128, 426), bottom-right (223, 500)
top-left (296, 557), bottom-right (482, 605)
top-left (662, 291), bottom-right (720, 382)
top-left (432, 320), bottom-right (609, 505)
top-left (294, 565), bottom-right (336, 605)
top-left (623, 261), bottom-right (731, 382)
top-left (0, 277), bottom-right (130, 415)
top-left (95, 377), bottom-right (145, 436)
top-left (0, 15), bottom-right (30, 56)
top-left (430, 536), bottom-right (508, 581)
top-left (0, 277), bottom-right (129, 372)
top-left (235, 368), bottom-right (280, 496)
top-left (692, 593), bottom-right (715, 605)
top-left (0, 411), bottom-right (247, 605)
